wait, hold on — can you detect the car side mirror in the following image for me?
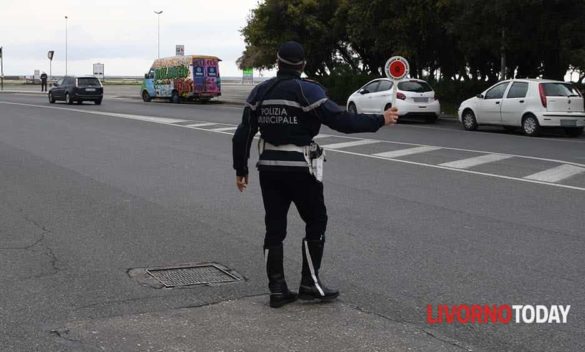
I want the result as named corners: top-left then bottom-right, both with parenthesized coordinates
top-left (476, 94), bottom-right (484, 99)
top-left (52, 83), bottom-right (59, 87)
top-left (360, 89), bottom-right (369, 95)
top-left (144, 73), bottom-right (149, 79)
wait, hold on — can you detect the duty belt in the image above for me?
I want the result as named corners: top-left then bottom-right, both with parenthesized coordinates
top-left (257, 139), bottom-right (326, 182)
top-left (262, 141), bottom-right (305, 153)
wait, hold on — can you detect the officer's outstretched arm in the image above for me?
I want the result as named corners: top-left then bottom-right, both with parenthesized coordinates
top-left (232, 106), bottom-right (258, 178)
top-left (316, 100), bottom-right (386, 133)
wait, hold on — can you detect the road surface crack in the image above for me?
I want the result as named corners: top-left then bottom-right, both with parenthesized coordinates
top-left (346, 301), bottom-right (474, 351)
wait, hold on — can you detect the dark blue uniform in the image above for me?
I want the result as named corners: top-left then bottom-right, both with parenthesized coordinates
top-left (232, 67), bottom-right (385, 305)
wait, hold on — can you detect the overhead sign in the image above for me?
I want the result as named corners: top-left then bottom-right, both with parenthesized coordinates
top-left (48, 50), bottom-right (54, 60)
top-left (176, 45), bottom-right (184, 56)
top-left (385, 56), bottom-right (409, 80)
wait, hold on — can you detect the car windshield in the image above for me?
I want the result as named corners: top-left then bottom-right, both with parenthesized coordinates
top-left (542, 83), bottom-right (581, 97)
top-left (397, 81), bottom-right (432, 92)
top-left (78, 78), bottom-right (101, 87)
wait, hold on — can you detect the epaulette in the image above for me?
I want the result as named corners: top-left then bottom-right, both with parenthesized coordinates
top-left (302, 78), bottom-right (324, 87)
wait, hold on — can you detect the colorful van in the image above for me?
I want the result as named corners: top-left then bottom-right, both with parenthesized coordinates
top-left (141, 55), bottom-right (221, 103)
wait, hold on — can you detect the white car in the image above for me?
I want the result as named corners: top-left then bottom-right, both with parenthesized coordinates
top-left (458, 79), bottom-right (585, 137)
top-left (346, 78), bottom-right (441, 123)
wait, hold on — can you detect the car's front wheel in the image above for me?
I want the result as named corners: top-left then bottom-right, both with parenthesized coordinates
top-left (462, 110), bottom-right (478, 131)
top-left (522, 114), bottom-right (541, 137)
top-left (48, 92), bottom-right (55, 104)
top-left (348, 102), bottom-right (357, 114)
top-left (65, 93), bottom-right (73, 105)
top-left (564, 127), bottom-right (583, 138)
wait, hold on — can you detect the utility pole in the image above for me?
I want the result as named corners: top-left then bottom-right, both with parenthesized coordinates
top-left (0, 46), bottom-right (4, 90)
top-left (500, 28), bottom-right (506, 80)
top-left (154, 11), bottom-right (163, 58)
top-left (65, 16), bottom-right (68, 76)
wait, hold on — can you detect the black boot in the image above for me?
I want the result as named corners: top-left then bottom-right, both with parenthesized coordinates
top-left (265, 244), bottom-right (297, 308)
top-left (299, 239), bottom-right (339, 301)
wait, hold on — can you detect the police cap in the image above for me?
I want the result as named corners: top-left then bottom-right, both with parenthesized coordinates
top-left (277, 41), bottom-right (305, 66)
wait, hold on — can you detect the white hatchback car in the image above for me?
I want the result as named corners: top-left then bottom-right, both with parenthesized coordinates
top-left (458, 79), bottom-right (585, 137)
top-left (347, 78), bottom-right (441, 123)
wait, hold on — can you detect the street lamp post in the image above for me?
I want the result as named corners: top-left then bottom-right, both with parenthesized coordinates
top-left (65, 15), bottom-right (68, 76)
top-left (154, 10), bottom-right (163, 58)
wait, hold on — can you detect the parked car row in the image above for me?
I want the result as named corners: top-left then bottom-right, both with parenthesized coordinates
top-left (346, 77), bottom-right (584, 137)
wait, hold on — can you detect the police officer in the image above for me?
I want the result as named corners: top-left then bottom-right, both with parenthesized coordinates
top-left (232, 41), bottom-right (398, 308)
top-left (40, 72), bottom-right (48, 92)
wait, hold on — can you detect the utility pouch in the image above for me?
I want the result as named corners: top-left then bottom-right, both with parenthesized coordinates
top-left (303, 142), bottom-right (326, 182)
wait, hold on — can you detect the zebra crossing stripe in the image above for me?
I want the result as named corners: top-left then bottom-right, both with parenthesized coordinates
top-left (209, 126), bottom-right (238, 132)
top-left (524, 164), bottom-right (585, 183)
top-left (440, 153), bottom-right (513, 169)
top-left (321, 139), bottom-right (378, 149)
top-left (374, 146), bottom-right (441, 158)
top-left (184, 122), bottom-right (218, 128)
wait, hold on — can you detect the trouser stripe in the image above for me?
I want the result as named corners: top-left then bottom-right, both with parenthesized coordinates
top-left (304, 240), bottom-right (325, 296)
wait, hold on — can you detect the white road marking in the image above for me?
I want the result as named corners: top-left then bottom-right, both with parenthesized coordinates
top-left (321, 139), bottom-right (379, 149)
top-left (524, 164), bottom-right (585, 183)
top-left (313, 134), bottom-right (332, 139)
top-left (374, 146), bottom-right (442, 158)
top-left (331, 148), bottom-right (585, 192)
top-left (440, 153), bottom-right (513, 169)
top-left (183, 122), bottom-right (217, 128)
top-left (0, 101), bottom-right (188, 124)
top-left (3, 100), bottom-right (585, 191)
top-left (209, 126), bottom-right (238, 132)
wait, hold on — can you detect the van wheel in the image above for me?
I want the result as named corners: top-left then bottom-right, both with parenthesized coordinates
top-left (564, 127), bottom-right (583, 138)
top-left (462, 110), bottom-right (478, 131)
top-left (65, 93), bottom-right (73, 105)
top-left (170, 91), bottom-right (180, 104)
top-left (522, 114), bottom-right (541, 137)
top-left (142, 91), bottom-right (151, 102)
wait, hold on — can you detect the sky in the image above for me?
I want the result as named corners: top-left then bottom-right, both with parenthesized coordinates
top-left (0, 0), bottom-right (267, 77)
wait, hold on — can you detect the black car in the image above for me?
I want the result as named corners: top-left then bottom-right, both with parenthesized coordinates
top-left (48, 76), bottom-right (103, 105)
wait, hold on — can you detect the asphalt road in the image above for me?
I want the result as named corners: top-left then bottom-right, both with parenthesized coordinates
top-left (0, 93), bottom-right (584, 351)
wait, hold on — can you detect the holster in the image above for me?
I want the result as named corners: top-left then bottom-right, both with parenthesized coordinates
top-left (303, 142), bottom-right (326, 182)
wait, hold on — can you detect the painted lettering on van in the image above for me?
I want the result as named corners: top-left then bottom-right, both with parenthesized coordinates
top-left (155, 65), bottom-right (189, 80)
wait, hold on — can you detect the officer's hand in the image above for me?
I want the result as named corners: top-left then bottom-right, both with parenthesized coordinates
top-left (383, 107), bottom-right (399, 125)
top-left (236, 176), bottom-right (248, 192)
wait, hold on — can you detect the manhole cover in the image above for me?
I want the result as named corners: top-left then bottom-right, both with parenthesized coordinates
top-left (146, 263), bottom-right (240, 288)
